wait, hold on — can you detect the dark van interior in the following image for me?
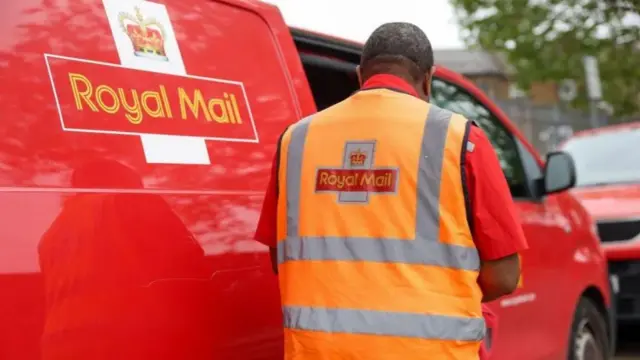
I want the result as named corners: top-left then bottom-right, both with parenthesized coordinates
top-left (290, 28), bottom-right (361, 111)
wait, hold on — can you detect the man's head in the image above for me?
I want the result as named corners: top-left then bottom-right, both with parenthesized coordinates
top-left (357, 22), bottom-right (435, 101)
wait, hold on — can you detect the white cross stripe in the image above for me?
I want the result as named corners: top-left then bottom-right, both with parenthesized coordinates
top-left (338, 141), bottom-right (376, 203)
top-left (102, 0), bottom-right (210, 165)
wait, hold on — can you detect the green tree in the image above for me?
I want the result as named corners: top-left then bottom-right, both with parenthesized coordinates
top-left (450, 0), bottom-right (640, 117)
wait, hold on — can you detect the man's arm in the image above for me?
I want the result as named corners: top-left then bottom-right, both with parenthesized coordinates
top-left (254, 153), bottom-right (279, 274)
top-left (464, 125), bottom-right (528, 302)
top-left (254, 128), bottom-right (288, 275)
top-left (479, 255), bottom-right (521, 302)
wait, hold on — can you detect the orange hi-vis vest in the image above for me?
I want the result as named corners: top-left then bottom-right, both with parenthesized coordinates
top-left (276, 88), bottom-right (485, 359)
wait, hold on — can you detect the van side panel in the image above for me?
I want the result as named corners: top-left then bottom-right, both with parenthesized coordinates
top-left (0, 0), bottom-right (304, 358)
top-left (255, 8), bottom-right (318, 117)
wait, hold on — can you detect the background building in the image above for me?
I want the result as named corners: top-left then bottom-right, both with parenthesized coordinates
top-left (435, 49), bottom-right (612, 154)
top-left (435, 49), bottom-right (560, 106)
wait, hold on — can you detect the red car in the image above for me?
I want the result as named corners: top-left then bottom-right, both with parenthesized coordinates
top-left (560, 121), bottom-right (640, 325)
top-left (0, 0), bottom-right (613, 359)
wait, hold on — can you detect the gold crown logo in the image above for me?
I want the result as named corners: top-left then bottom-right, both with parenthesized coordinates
top-left (350, 149), bottom-right (367, 166)
top-left (118, 7), bottom-right (168, 61)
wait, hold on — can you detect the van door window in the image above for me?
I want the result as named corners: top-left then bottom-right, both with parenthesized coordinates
top-left (516, 139), bottom-right (544, 198)
top-left (431, 78), bottom-right (529, 199)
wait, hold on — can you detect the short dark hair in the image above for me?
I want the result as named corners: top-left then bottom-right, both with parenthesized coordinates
top-left (360, 22), bottom-right (434, 82)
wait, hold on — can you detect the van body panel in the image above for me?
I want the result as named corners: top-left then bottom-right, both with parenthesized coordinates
top-left (0, 0), bottom-right (305, 358)
top-left (0, 1), bottom-right (610, 360)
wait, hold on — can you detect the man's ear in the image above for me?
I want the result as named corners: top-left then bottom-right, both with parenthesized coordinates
top-left (356, 65), bottom-right (363, 86)
top-left (423, 66), bottom-right (436, 98)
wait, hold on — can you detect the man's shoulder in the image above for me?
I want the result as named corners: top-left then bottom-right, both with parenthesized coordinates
top-left (278, 113), bottom-right (315, 141)
top-left (424, 104), bottom-right (484, 152)
top-left (426, 103), bottom-right (478, 125)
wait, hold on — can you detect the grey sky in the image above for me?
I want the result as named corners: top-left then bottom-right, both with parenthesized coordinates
top-left (263, 0), bottom-right (464, 49)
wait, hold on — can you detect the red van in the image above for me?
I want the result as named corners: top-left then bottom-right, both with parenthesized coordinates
top-left (0, 0), bottom-right (613, 359)
top-left (560, 121), bottom-right (640, 325)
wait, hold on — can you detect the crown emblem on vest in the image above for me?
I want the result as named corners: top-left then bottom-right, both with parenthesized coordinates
top-left (349, 149), bottom-right (367, 166)
top-left (118, 7), bottom-right (168, 61)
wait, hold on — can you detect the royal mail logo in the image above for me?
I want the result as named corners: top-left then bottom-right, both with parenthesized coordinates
top-left (315, 141), bottom-right (399, 203)
top-left (45, 55), bottom-right (257, 141)
top-left (43, 0), bottom-right (259, 165)
top-left (349, 149), bottom-right (367, 166)
top-left (118, 7), bottom-right (168, 61)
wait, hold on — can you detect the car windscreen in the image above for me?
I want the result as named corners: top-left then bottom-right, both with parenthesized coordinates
top-left (561, 127), bottom-right (640, 187)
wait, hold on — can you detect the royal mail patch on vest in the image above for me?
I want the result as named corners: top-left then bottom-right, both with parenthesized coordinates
top-left (315, 140), bottom-right (399, 203)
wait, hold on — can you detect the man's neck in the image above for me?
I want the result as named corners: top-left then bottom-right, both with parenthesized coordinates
top-left (361, 74), bottom-right (420, 98)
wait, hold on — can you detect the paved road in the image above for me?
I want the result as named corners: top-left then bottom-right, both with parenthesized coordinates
top-left (616, 347), bottom-right (640, 358)
top-left (616, 351), bottom-right (640, 359)
top-left (617, 352), bottom-right (640, 360)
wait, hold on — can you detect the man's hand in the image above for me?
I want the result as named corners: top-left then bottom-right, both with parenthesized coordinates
top-left (478, 253), bottom-right (521, 302)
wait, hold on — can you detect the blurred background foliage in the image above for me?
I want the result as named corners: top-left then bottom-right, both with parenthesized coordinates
top-left (450, 0), bottom-right (640, 117)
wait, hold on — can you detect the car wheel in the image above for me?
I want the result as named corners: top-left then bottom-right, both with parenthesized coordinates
top-left (568, 297), bottom-right (610, 360)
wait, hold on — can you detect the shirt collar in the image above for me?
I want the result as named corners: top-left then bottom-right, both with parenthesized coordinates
top-left (360, 74), bottom-right (419, 98)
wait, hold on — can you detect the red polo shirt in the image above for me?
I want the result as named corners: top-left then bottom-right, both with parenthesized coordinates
top-left (254, 74), bottom-right (528, 261)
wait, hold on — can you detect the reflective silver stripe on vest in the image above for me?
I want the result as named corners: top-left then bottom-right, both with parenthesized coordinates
top-left (279, 106), bottom-right (480, 271)
top-left (283, 306), bottom-right (486, 341)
